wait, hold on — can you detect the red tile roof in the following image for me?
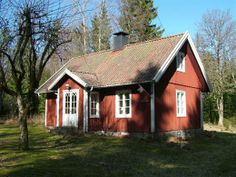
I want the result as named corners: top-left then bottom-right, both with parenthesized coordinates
top-left (36, 33), bottom-right (185, 93)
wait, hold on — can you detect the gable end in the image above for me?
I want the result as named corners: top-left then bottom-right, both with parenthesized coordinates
top-left (153, 32), bottom-right (211, 92)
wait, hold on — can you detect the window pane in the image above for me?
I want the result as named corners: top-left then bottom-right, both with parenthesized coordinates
top-left (65, 93), bottom-right (70, 114)
top-left (181, 107), bottom-right (184, 114)
top-left (119, 100), bottom-right (123, 107)
top-left (92, 109), bottom-right (95, 115)
top-left (119, 94), bottom-right (122, 100)
top-left (125, 107), bottom-right (130, 114)
top-left (177, 53), bottom-right (184, 71)
top-left (119, 107), bottom-right (123, 114)
top-left (71, 93), bottom-right (77, 114)
top-left (125, 100), bottom-right (130, 107)
top-left (125, 93), bottom-right (129, 99)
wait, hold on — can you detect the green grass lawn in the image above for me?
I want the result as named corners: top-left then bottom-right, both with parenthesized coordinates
top-left (0, 123), bottom-right (236, 177)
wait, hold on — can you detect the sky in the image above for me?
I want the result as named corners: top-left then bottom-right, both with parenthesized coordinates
top-left (154, 0), bottom-right (236, 37)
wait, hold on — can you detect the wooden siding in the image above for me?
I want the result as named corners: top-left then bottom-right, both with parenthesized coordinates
top-left (46, 93), bottom-right (57, 127)
top-left (156, 42), bottom-right (208, 132)
top-left (89, 85), bottom-right (151, 133)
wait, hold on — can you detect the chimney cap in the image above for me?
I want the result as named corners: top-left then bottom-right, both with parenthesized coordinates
top-left (113, 31), bottom-right (129, 36)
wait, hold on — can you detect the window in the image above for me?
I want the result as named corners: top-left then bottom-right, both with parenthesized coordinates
top-left (176, 90), bottom-right (186, 117)
top-left (65, 92), bottom-right (70, 114)
top-left (90, 92), bottom-right (99, 118)
top-left (71, 92), bottom-right (77, 114)
top-left (116, 90), bottom-right (131, 118)
top-left (176, 52), bottom-right (185, 72)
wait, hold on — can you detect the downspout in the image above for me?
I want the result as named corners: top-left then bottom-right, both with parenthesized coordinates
top-left (200, 92), bottom-right (204, 131)
top-left (45, 98), bottom-right (48, 127)
top-left (150, 81), bottom-right (156, 133)
top-left (83, 88), bottom-right (89, 132)
top-left (56, 88), bottom-right (60, 127)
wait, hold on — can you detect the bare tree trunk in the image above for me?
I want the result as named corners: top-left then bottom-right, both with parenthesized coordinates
top-left (28, 90), bottom-right (39, 115)
top-left (82, 22), bottom-right (87, 54)
top-left (217, 95), bottom-right (224, 126)
top-left (17, 95), bottom-right (29, 150)
top-left (98, 32), bottom-right (101, 51)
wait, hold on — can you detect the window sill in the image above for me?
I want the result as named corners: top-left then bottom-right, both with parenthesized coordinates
top-left (90, 116), bottom-right (100, 118)
top-left (177, 114), bottom-right (187, 118)
top-left (176, 69), bottom-right (185, 72)
top-left (116, 116), bottom-right (132, 118)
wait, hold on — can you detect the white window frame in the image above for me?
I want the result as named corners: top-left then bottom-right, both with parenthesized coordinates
top-left (115, 90), bottom-right (132, 118)
top-left (176, 52), bottom-right (185, 72)
top-left (89, 92), bottom-right (100, 118)
top-left (176, 90), bottom-right (187, 117)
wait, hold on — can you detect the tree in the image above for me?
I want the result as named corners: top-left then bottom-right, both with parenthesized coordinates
top-left (119, 0), bottom-right (164, 43)
top-left (0, 0), bottom-right (70, 150)
top-left (70, 0), bottom-right (92, 56)
top-left (91, 0), bottom-right (111, 52)
top-left (71, 23), bottom-right (91, 56)
top-left (196, 10), bottom-right (236, 126)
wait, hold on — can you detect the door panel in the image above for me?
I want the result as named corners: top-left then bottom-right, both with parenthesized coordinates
top-left (63, 89), bottom-right (79, 127)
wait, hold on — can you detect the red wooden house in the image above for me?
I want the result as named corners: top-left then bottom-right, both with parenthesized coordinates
top-left (36, 32), bottom-right (211, 136)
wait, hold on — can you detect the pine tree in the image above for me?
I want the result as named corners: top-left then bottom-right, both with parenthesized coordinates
top-left (91, 0), bottom-right (111, 52)
top-left (71, 22), bottom-right (91, 56)
top-left (119, 0), bottom-right (164, 43)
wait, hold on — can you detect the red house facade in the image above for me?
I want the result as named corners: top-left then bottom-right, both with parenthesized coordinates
top-left (36, 32), bottom-right (211, 135)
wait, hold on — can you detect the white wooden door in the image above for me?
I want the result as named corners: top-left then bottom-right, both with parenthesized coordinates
top-left (63, 89), bottom-right (79, 127)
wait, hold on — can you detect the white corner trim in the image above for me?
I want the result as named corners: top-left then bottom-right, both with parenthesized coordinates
top-left (45, 98), bottom-right (48, 127)
top-left (56, 88), bottom-right (60, 127)
top-left (200, 92), bottom-right (204, 130)
top-left (48, 69), bottom-right (87, 90)
top-left (83, 89), bottom-right (89, 132)
top-left (150, 82), bottom-right (156, 133)
top-left (153, 32), bottom-right (211, 91)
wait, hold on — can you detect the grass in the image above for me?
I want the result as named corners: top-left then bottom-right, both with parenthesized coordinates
top-left (0, 123), bottom-right (236, 177)
top-left (224, 117), bottom-right (236, 128)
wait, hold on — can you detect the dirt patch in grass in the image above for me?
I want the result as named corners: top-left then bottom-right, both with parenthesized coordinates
top-left (204, 123), bottom-right (236, 133)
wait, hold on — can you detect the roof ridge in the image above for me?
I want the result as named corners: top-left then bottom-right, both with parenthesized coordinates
top-left (71, 32), bottom-right (185, 60)
top-left (124, 32), bottom-right (185, 48)
top-left (72, 48), bottom-right (113, 60)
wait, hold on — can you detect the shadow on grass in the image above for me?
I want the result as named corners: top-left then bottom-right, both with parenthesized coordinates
top-left (1, 125), bottom-right (236, 177)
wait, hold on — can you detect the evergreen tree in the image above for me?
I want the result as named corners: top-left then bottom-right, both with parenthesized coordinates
top-left (91, 1), bottom-right (111, 52)
top-left (71, 22), bottom-right (91, 56)
top-left (119, 0), bottom-right (164, 43)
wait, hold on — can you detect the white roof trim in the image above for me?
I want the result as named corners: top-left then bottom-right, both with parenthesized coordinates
top-left (35, 59), bottom-right (72, 94)
top-left (153, 32), bottom-right (211, 91)
top-left (48, 69), bottom-right (87, 90)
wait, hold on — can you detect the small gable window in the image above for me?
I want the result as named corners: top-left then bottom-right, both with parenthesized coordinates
top-left (90, 92), bottom-right (99, 118)
top-left (176, 52), bottom-right (185, 72)
top-left (176, 90), bottom-right (186, 117)
top-left (116, 90), bottom-right (132, 118)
